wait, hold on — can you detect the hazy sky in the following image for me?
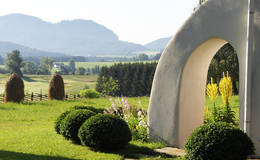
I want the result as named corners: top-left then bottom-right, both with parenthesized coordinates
top-left (0, 0), bottom-right (198, 44)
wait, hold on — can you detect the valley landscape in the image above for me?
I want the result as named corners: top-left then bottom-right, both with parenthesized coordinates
top-left (0, 0), bottom-right (248, 159)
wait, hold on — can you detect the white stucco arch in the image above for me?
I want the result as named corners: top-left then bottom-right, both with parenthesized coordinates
top-left (178, 38), bottom-right (230, 148)
top-left (148, 0), bottom-right (260, 157)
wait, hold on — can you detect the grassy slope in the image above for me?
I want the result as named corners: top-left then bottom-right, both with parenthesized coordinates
top-left (0, 98), bottom-right (180, 160)
top-left (0, 74), bottom-right (98, 94)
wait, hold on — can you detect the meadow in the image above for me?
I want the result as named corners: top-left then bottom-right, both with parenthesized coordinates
top-left (0, 74), bottom-right (98, 94)
top-left (63, 61), bottom-right (158, 70)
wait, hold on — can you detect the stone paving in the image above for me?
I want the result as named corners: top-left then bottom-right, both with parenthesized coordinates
top-left (124, 147), bottom-right (260, 160)
top-left (154, 147), bottom-right (185, 157)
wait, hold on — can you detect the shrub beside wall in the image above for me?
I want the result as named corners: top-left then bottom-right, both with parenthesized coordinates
top-left (185, 122), bottom-right (255, 160)
top-left (4, 73), bottom-right (25, 103)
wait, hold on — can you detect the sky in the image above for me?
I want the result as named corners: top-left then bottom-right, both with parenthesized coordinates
top-left (0, 0), bottom-right (198, 45)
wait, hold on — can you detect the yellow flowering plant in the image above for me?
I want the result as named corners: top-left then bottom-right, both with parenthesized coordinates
top-left (219, 72), bottom-right (233, 104)
top-left (205, 73), bottom-right (236, 125)
top-left (206, 78), bottom-right (219, 102)
top-left (206, 78), bottom-right (220, 123)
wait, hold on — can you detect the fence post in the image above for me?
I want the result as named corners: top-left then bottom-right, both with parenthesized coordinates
top-left (2, 94), bottom-right (4, 103)
top-left (40, 89), bottom-right (42, 101)
top-left (31, 92), bottom-right (34, 101)
top-left (74, 94), bottom-right (76, 101)
top-left (65, 94), bottom-right (68, 100)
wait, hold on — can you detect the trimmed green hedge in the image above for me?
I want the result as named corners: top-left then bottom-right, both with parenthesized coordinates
top-left (60, 110), bottom-right (96, 144)
top-left (78, 114), bottom-right (131, 150)
top-left (185, 122), bottom-right (255, 160)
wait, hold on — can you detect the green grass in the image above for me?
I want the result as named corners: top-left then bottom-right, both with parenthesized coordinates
top-left (73, 62), bottom-right (117, 69)
top-left (0, 74), bottom-right (98, 94)
top-left (205, 95), bottom-right (239, 120)
top-left (0, 88), bottom-right (240, 160)
top-left (0, 98), bottom-right (181, 160)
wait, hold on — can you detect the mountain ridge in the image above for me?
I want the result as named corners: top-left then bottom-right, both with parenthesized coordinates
top-left (145, 37), bottom-right (171, 51)
top-left (0, 41), bottom-right (67, 57)
top-left (0, 13), bottom-right (148, 56)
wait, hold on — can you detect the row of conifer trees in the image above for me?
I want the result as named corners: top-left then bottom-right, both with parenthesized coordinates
top-left (4, 73), bottom-right (65, 103)
top-left (96, 62), bottom-right (157, 97)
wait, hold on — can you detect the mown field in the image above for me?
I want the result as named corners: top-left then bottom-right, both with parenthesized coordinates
top-left (63, 61), bottom-right (157, 69)
top-left (0, 74), bottom-right (98, 94)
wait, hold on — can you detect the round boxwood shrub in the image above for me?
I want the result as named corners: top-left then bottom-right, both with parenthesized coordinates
top-left (73, 105), bottom-right (104, 114)
top-left (78, 114), bottom-right (132, 150)
top-left (185, 122), bottom-right (255, 160)
top-left (60, 110), bottom-right (96, 144)
top-left (54, 110), bottom-right (72, 134)
top-left (79, 89), bottom-right (100, 98)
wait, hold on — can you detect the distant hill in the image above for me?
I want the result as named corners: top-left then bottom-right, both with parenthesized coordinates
top-left (0, 13), bottom-right (148, 56)
top-left (0, 41), bottom-right (66, 57)
top-left (145, 37), bottom-right (171, 51)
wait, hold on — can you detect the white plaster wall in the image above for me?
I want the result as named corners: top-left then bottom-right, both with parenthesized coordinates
top-left (250, 0), bottom-right (260, 156)
top-left (148, 0), bottom-right (248, 149)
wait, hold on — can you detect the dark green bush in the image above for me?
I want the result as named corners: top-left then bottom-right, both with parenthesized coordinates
top-left (54, 110), bottom-right (72, 134)
top-left (73, 105), bottom-right (104, 114)
top-left (60, 110), bottom-right (96, 144)
top-left (185, 122), bottom-right (255, 160)
top-left (78, 114), bottom-right (131, 150)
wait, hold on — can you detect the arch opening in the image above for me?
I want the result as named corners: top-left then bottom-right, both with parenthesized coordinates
top-left (178, 38), bottom-right (240, 148)
top-left (205, 43), bottom-right (239, 120)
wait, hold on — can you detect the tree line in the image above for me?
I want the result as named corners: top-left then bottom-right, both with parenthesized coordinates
top-left (2, 50), bottom-right (102, 76)
top-left (96, 62), bottom-right (157, 97)
top-left (0, 50), bottom-right (161, 77)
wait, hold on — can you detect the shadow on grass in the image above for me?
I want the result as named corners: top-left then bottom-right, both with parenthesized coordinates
top-left (0, 150), bottom-right (78, 160)
top-left (0, 106), bottom-right (16, 110)
top-left (23, 76), bottom-right (37, 82)
top-left (98, 144), bottom-right (177, 159)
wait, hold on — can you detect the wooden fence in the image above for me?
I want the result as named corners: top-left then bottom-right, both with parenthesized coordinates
top-left (0, 93), bottom-right (82, 103)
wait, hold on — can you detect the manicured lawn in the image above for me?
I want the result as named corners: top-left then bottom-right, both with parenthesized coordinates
top-left (0, 95), bottom-right (240, 160)
top-left (0, 98), bottom-right (180, 160)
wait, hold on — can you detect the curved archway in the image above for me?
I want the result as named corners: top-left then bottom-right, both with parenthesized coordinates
top-left (148, 0), bottom-right (260, 157)
top-left (147, 0), bottom-right (249, 151)
top-left (178, 38), bottom-right (228, 147)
